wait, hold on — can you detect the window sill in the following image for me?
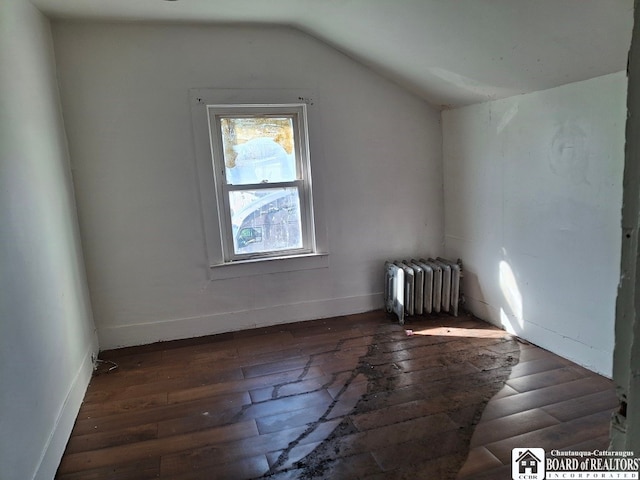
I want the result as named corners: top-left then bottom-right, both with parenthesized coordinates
top-left (209, 252), bottom-right (329, 280)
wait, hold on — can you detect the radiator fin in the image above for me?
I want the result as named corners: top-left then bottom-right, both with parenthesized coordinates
top-left (384, 257), bottom-right (463, 324)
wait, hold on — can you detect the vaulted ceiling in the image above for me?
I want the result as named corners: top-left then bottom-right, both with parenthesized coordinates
top-left (31, 0), bottom-right (634, 108)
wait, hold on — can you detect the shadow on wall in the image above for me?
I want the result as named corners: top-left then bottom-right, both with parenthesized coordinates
top-left (460, 268), bottom-right (484, 313)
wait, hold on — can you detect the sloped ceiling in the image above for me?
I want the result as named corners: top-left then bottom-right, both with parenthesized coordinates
top-left (31, 0), bottom-right (634, 108)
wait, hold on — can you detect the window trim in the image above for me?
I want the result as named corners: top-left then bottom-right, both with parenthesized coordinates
top-left (189, 88), bottom-right (328, 278)
top-left (207, 104), bottom-right (316, 262)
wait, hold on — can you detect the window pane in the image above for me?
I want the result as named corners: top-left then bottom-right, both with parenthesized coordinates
top-left (220, 117), bottom-right (297, 185)
top-left (230, 187), bottom-right (302, 255)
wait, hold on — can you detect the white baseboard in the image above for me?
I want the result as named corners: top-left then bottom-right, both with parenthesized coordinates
top-left (33, 339), bottom-right (97, 480)
top-left (98, 293), bottom-right (384, 350)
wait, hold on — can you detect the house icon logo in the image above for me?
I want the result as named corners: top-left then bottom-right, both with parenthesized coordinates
top-left (512, 448), bottom-right (545, 480)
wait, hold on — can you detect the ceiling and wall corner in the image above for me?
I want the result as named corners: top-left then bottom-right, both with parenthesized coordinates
top-left (30, 0), bottom-right (634, 108)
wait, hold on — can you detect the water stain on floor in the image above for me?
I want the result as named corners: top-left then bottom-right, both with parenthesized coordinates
top-left (255, 317), bottom-right (521, 479)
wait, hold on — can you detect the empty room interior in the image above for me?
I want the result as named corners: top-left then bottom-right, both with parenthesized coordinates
top-left (3, 0), bottom-right (640, 479)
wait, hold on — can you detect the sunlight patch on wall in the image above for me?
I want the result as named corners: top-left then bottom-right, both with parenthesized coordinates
top-left (499, 259), bottom-right (524, 330)
top-left (500, 308), bottom-right (518, 335)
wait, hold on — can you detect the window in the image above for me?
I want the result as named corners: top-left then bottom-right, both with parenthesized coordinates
top-left (207, 104), bottom-right (316, 262)
top-left (190, 89), bottom-right (327, 278)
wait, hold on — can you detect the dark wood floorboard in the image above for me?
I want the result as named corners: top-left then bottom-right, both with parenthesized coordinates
top-left (56, 311), bottom-right (616, 479)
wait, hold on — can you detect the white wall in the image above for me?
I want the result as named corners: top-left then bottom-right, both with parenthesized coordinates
top-left (51, 22), bottom-right (443, 349)
top-left (0, 2), bottom-right (98, 479)
top-left (443, 72), bottom-right (627, 376)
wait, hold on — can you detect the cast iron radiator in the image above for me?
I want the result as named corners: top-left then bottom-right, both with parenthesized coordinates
top-left (384, 257), bottom-right (462, 325)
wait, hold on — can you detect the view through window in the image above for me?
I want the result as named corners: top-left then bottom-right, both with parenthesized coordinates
top-left (208, 105), bottom-right (315, 261)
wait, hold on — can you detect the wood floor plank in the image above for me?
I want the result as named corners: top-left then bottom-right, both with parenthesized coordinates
top-left (561, 434), bottom-right (611, 452)
top-left (295, 452), bottom-right (383, 479)
top-left (288, 319), bottom-right (359, 338)
top-left (479, 376), bottom-right (614, 422)
top-left (249, 374), bottom-right (336, 403)
top-left (58, 420), bottom-right (258, 474)
top-left (71, 391), bottom-right (251, 436)
top-left (86, 363), bottom-right (244, 395)
top-left (265, 440), bottom-right (321, 470)
top-left (159, 419), bottom-right (343, 475)
top-left (166, 454), bottom-right (270, 480)
top-left (508, 356), bottom-right (573, 379)
top-left (156, 392), bottom-right (252, 437)
top-left (234, 331), bottom-right (297, 357)
top-left (244, 389), bottom-right (335, 420)
top-left (455, 464), bottom-right (512, 480)
top-left (167, 366), bottom-right (325, 404)
top-left (256, 404), bottom-right (336, 434)
top-left (506, 365), bottom-right (591, 393)
top-left (470, 408), bottom-right (560, 447)
top-left (78, 392), bottom-right (168, 419)
top-left (456, 447), bottom-right (503, 479)
top-left (241, 356), bottom-right (311, 379)
top-left (159, 341), bottom-right (239, 362)
top-left (311, 414), bottom-right (457, 462)
top-left (351, 398), bottom-right (454, 431)
top-left (492, 384), bottom-right (519, 399)
top-left (65, 423), bottom-right (159, 454)
top-left (232, 346), bottom-right (304, 369)
top-left (483, 410), bottom-right (612, 463)
top-left (541, 389), bottom-right (618, 422)
top-left (371, 428), bottom-right (468, 472)
top-left (56, 457), bottom-right (160, 480)
top-left (516, 344), bottom-right (562, 362)
top-left (56, 311), bottom-right (616, 480)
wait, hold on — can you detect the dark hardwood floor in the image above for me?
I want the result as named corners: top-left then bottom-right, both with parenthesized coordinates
top-left (55, 311), bottom-right (616, 479)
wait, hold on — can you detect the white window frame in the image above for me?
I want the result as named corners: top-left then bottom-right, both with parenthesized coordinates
top-left (190, 88), bottom-right (328, 280)
top-left (207, 104), bottom-right (315, 262)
